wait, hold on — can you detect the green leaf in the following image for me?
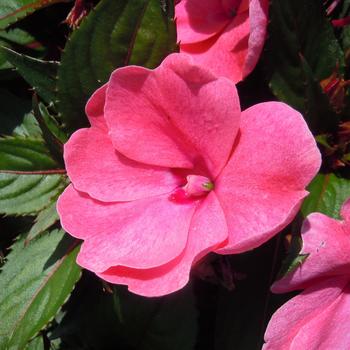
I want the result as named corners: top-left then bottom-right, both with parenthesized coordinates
top-left (32, 98), bottom-right (66, 166)
top-left (300, 55), bottom-right (339, 132)
top-left (0, 173), bottom-right (66, 215)
top-left (36, 102), bottom-right (67, 144)
top-left (302, 173), bottom-right (350, 219)
top-left (25, 335), bottom-right (44, 350)
top-left (281, 254), bottom-right (308, 276)
top-left (0, 137), bottom-right (59, 171)
top-left (0, 28), bottom-right (38, 47)
top-left (0, 0), bottom-right (69, 29)
top-left (276, 234), bottom-right (308, 279)
top-left (1, 47), bottom-right (58, 104)
top-left (0, 89), bottom-right (41, 137)
top-left (266, 0), bottom-right (344, 132)
top-left (0, 230), bottom-right (81, 350)
top-left (57, 0), bottom-right (177, 133)
top-left (26, 200), bottom-right (59, 242)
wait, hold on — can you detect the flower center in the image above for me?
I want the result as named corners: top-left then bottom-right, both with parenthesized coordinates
top-left (169, 175), bottom-right (214, 203)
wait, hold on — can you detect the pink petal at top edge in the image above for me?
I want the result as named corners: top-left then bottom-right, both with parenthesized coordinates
top-left (263, 277), bottom-right (348, 350)
top-left (175, 0), bottom-right (230, 44)
top-left (85, 83), bottom-right (108, 131)
top-left (215, 102), bottom-right (321, 254)
top-left (58, 185), bottom-right (198, 271)
top-left (180, 10), bottom-right (250, 83)
top-left (272, 212), bottom-right (350, 293)
top-left (97, 191), bottom-right (228, 297)
top-left (105, 53), bottom-right (240, 176)
top-left (242, 0), bottom-right (269, 77)
top-left (64, 127), bottom-right (182, 202)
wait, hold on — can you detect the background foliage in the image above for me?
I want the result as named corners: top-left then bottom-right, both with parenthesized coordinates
top-left (0, 0), bottom-right (349, 349)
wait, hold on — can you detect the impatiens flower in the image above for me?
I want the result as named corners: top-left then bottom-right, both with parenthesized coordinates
top-left (57, 53), bottom-right (320, 297)
top-left (264, 198), bottom-right (350, 350)
top-left (175, 0), bottom-right (269, 82)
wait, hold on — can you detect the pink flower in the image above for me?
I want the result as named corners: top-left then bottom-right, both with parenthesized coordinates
top-left (175, 0), bottom-right (269, 83)
top-left (57, 53), bottom-right (320, 297)
top-left (264, 198), bottom-right (350, 350)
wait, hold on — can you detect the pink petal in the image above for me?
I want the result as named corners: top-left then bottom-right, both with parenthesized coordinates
top-left (57, 185), bottom-right (198, 271)
top-left (96, 191), bottom-right (228, 297)
top-left (105, 53), bottom-right (240, 176)
top-left (85, 83), bottom-right (108, 130)
top-left (273, 211), bottom-right (350, 293)
top-left (180, 10), bottom-right (250, 83)
top-left (264, 277), bottom-right (349, 350)
top-left (64, 127), bottom-right (181, 202)
top-left (243, 0), bottom-right (269, 77)
top-left (215, 102), bottom-right (321, 254)
top-left (175, 0), bottom-right (230, 44)
top-left (341, 197), bottom-right (350, 223)
top-left (291, 283), bottom-right (350, 349)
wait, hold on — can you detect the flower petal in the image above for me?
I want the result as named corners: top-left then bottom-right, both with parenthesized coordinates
top-left (180, 10), bottom-right (249, 83)
top-left (85, 83), bottom-right (108, 130)
top-left (341, 197), bottom-right (350, 223)
top-left (105, 63), bottom-right (193, 169)
top-left (264, 278), bottom-right (348, 350)
top-left (175, 0), bottom-right (230, 44)
top-left (242, 0), bottom-right (269, 77)
top-left (57, 185), bottom-right (198, 271)
top-left (97, 191), bottom-right (228, 297)
top-left (105, 53), bottom-right (240, 176)
top-left (273, 210), bottom-right (350, 293)
top-left (215, 102), bottom-right (321, 254)
top-left (64, 128), bottom-right (181, 202)
top-left (290, 283), bottom-right (350, 349)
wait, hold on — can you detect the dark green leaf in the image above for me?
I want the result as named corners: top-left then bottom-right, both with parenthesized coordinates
top-left (300, 55), bottom-right (339, 132)
top-left (0, 137), bottom-right (59, 171)
top-left (33, 98), bottom-right (66, 166)
top-left (57, 0), bottom-right (177, 132)
top-left (37, 102), bottom-right (67, 144)
top-left (26, 200), bottom-right (59, 242)
top-left (266, 0), bottom-right (344, 132)
top-left (25, 335), bottom-right (45, 350)
top-left (276, 233), bottom-right (308, 279)
top-left (302, 173), bottom-right (350, 219)
top-left (280, 254), bottom-right (308, 277)
top-left (0, 230), bottom-right (81, 349)
top-left (0, 0), bottom-right (69, 29)
top-left (1, 47), bottom-right (58, 104)
top-left (0, 28), bottom-right (38, 47)
top-left (0, 89), bottom-right (41, 137)
top-left (0, 173), bottom-right (66, 215)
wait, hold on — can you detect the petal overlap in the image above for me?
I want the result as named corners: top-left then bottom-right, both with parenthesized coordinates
top-left (58, 185), bottom-right (198, 271)
top-left (105, 54), bottom-right (240, 175)
top-left (64, 127), bottom-right (181, 202)
top-left (97, 191), bottom-right (228, 296)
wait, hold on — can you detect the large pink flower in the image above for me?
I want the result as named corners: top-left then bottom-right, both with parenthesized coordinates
top-left (264, 198), bottom-right (350, 350)
top-left (57, 53), bottom-right (320, 297)
top-left (175, 0), bottom-right (269, 82)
